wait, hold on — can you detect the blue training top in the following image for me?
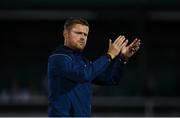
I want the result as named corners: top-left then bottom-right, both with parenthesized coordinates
top-left (48, 45), bottom-right (125, 117)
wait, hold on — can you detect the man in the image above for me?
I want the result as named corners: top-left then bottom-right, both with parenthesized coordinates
top-left (48, 17), bottom-right (140, 117)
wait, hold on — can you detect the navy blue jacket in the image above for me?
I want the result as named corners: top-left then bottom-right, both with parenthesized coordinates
top-left (48, 45), bottom-right (125, 117)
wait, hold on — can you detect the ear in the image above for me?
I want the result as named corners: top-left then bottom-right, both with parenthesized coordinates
top-left (63, 30), bottom-right (68, 39)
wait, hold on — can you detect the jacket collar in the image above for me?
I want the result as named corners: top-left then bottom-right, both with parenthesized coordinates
top-left (56, 45), bottom-right (83, 55)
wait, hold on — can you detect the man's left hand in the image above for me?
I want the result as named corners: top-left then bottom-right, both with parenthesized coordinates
top-left (121, 38), bottom-right (141, 61)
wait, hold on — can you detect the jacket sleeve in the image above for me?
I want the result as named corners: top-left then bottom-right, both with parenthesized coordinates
top-left (92, 55), bottom-right (126, 85)
top-left (48, 54), bottom-right (111, 83)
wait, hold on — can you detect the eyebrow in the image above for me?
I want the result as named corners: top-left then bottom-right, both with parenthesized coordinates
top-left (73, 31), bottom-right (88, 36)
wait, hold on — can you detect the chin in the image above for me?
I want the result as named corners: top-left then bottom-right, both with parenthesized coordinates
top-left (78, 47), bottom-right (84, 50)
top-left (78, 45), bottom-right (85, 50)
top-left (74, 46), bottom-right (83, 51)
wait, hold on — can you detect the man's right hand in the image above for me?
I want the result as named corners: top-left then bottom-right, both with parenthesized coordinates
top-left (107, 35), bottom-right (128, 59)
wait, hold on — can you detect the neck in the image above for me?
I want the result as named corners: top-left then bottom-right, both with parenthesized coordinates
top-left (63, 44), bottom-right (83, 53)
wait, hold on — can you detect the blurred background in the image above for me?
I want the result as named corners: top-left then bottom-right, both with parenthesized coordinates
top-left (0, 0), bottom-right (180, 116)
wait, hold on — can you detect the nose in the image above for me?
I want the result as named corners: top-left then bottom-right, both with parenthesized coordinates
top-left (80, 37), bottom-right (85, 41)
top-left (80, 34), bottom-right (86, 40)
top-left (82, 33), bottom-right (86, 37)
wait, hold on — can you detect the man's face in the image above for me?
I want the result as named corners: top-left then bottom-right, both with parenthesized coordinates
top-left (64, 24), bottom-right (89, 50)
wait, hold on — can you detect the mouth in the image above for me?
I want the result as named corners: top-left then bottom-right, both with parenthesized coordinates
top-left (79, 42), bottom-right (85, 45)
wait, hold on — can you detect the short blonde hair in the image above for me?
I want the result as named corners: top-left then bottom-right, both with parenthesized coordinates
top-left (64, 17), bottom-right (89, 30)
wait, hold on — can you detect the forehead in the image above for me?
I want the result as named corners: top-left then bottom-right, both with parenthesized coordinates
top-left (71, 24), bottom-right (89, 32)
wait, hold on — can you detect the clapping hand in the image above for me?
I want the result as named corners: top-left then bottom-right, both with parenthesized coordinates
top-left (121, 38), bottom-right (141, 61)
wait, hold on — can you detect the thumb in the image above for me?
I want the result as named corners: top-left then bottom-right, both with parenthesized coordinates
top-left (109, 39), bottom-right (112, 48)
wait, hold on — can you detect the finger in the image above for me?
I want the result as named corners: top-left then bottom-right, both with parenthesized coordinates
top-left (136, 47), bottom-right (140, 51)
top-left (134, 39), bottom-right (141, 45)
top-left (113, 35), bottom-right (122, 44)
top-left (109, 39), bottom-right (112, 48)
top-left (121, 40), bottom-right (128, 49)
top-left (132, 47), bottom-right (140, 54)
top-left (129, 38), bottom-right (139, 48)
top-left (132, 40), bottom-right (141, 49)
top-left (116, 36), bottom-right (125, 46)
top-left (131, 45), bottom-right (140, 53)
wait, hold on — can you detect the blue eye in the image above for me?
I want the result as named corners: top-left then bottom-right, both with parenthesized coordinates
top-left (75, 32), bottom-right (81, 34)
